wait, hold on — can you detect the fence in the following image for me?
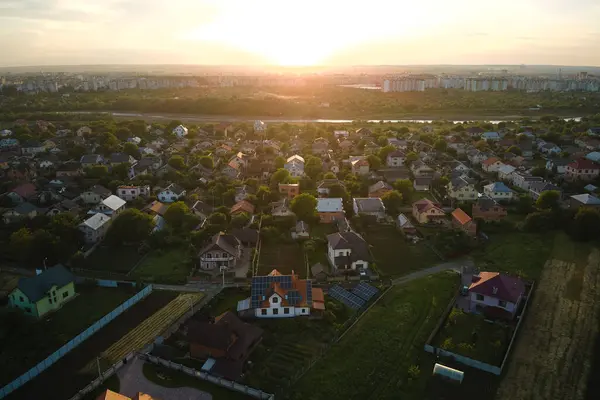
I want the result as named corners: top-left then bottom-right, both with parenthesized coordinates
top-left (141, 354), bottom-right (274, 400)
top-left (424, 346), bottom-right (502, 375)
top-left (0, 285), bottom-right (153, 399)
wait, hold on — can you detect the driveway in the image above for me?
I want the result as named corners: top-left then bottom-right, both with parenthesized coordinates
top-left (117, 357), bottom-right (212, 400)
top-left (391, 257), bottom-right (474, 286)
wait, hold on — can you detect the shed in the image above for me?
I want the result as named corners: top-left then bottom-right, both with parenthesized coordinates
top-left (432, 363), bottom-right (464, 384)
top-left (311, 263), bottom-right (329, 281)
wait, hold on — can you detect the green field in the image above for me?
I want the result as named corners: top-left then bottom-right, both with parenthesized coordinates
top-left (364, 225), bottom-right (441, 277)
top-left (432, 309), bottom-right (513, 366)
top-left (0, 285), bottom-right (136, 385)
top-left (83, 245), bottom-right (145, 274)
top-left (257, 242), bottom-right (307, 277)
top-left (130, 248), bottom-right (192, 284)
top-left (203, 287), bottom-right (250, 316)
top-left (288, 272), bottom-right (459, 400)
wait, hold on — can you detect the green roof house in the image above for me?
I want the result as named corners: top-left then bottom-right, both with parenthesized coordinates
top-left (8, 265), bottom-right (76, 318)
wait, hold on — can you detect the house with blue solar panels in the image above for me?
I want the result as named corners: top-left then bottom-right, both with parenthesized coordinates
top-left (237, 269), bottom-right (325, 318)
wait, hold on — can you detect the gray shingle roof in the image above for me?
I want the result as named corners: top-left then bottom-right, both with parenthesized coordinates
top-left (17, 264), bottom-right (74, 303)
top-left (354, 198), bottom-right (385, 213)
top-left (326, 231), bottom-right (372, 262)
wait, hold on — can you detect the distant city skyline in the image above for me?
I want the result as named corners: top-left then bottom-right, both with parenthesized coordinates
top-left (1, 0), bottom-right (599, 67)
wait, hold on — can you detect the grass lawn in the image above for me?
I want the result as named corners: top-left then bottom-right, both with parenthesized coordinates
top-left (288, 272), bottom-right (459, 400)
top-left (202, 287), bottom-right (250, 316)
top-left (130, 248), bottom-right (192, 284)
top-left (364, 225), bottom-right (441, 277)
top-left (0, 285), bottom-right (136, 385)
top-left (415, 191), bottom-right (438, 202)
top-left (83, 245), bottom-right (145, 274)
top-left (432, 309), bottom-right (513, 365)
top-left (257, 241), bottom-right (307, 277)
top-left (143, 362), bottom-right (253, 400)
top-left (471, 231), bottom-right (555, 280)
top-left (244, 299), bottom-right (353, 394)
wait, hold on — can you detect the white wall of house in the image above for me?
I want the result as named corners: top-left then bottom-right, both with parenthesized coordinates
top-left (158, 189), bottom-right (183, 203)
top-left (448, 186), bottom-right (478, 201)
top-left (81, 192), bottom-right (103, 204)
top-left (483, 188), bottom-right (514, 201)
top-left (469, 292), bottom-right (519, 315)
top-left (387, 156), bottom-right (405, 167)
top-left (254, 293), bottom-right (310, 318)
top-left (79, 224), bottom-right (109, 244)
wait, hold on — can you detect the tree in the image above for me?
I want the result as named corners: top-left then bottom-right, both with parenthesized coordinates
top-left (164, 201), bottom-right (191, 231)
top-left (378, 145), bottom-right (396, 162)
top-left (516, 194), bottom-right (534, 214)
top-left (393, 179), bottom-right (414, 203)
top-left (522, 210), bottom-right (557, 232)
top-left (271, 168), bottom-right (290, 186)
top-left (198, 156), bottom-right (213, 169)
top-left (570, 208), bottom-right (600, 241)
top-left (305, 156), bottom-right (323, 179)
top-left (168, 155), bottom-right (186, 170)
top-left (531, 166), bottom-right (547, 178)
top-left (323, 172), bottom-right (336, 179)
top-left (433, 140), bottom-right (447, 152)
top-left (405, 151), bottom-right (418, 164)
top-left (507, 145), bottom-right (522, 155)
top-left (231, 212), bottom-right (250, 228)
top-left (111, 163), bottom-right (129, 181)
top-left (106, 209), bottom-right (154, 245)
top-left (381, 190), bottom-right (403, 216)
top-left (290, 193), bottom-right (318, 222)
top-left (475, 140), bottom-right (489, 151)
top-left (274, 156), bottom-right (286, 170)
top-left (86, 165), bottom-right (108, 179)
top-left (10, 228), bottom-right (33, 264)
top-left (536, 190), bottom-right (561, 210)
top-left (115, 127), bottom-right (132, 141)
top-left (123, 142), bottom-right (141, 159)
top-left (367, 155), bottom-right (382, 171)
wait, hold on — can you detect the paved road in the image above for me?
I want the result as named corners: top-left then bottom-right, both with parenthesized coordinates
top-left (391, 257), bottom-right (474, 286)
top-left (118, 357), bottom-right (212, 400)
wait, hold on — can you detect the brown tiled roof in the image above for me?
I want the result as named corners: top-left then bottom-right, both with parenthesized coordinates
top-left (482, 157), bottom-right (501, 167)
top-left (231, 200), bottom-right (255, 215)
top-left (413, 198), bottom-right (442, 213)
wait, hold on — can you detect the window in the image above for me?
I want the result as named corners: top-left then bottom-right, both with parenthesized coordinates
top-left (19, 296), bottom-right (24, 302)
top-left (272, 297), bottom-right (278, 304)
top-left (498, 300), bottom-right (507, 308)
top-left (131, 190), bottom-right (135, 194)
top-left (261, 309), bottom-right (267, 315)
top-left (284, 308), bottom-right (289, 314)
top-left (24, 307), bottom-right (31, 313)
top-left (302, 309), bottom-right (306, 314)
top-left (49, 298), bottom-right (53, 304)
top-left (171, 196), bottom-right (176, 201)
top-left (476, 294), bottom-right (484, 301)
top-left (273, 308), bottom-right (279, 315)
top-left (63, 291), bottom-right (69, 299)
top-left (222, 252), bottom-right (227, 258)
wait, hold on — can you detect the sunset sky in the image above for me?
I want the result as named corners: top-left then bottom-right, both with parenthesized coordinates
top-left (1, 0), bottom-right (599, 67)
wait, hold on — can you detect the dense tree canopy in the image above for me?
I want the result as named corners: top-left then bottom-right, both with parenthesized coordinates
top-left (106, 209), bottom-right (155, 245)
top-left (290, 193), bottom-right (318, 222)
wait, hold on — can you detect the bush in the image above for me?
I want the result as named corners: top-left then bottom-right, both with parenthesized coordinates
top-left (441, 337), bottom-right (454, 350)
top-left (407, 365), bottom-right (421, 380)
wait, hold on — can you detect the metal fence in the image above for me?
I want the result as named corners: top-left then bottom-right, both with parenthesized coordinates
top-left (141, 354), bottom-right (274, 400)
top-left (0, 285), bottom-right (153, 399)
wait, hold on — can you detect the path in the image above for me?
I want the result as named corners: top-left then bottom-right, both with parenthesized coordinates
top-left (391, 258), bottom-right (473, 286)
top-left (118, 357), bottom-right (211, 400)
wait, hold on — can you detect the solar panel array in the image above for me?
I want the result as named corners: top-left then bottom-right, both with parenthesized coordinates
top-left (250, 275), bottom-right (293, 308)
top-left (352, 282), bottom-right (379, 302)
top-left (328, 285), bottom-right (365, 310)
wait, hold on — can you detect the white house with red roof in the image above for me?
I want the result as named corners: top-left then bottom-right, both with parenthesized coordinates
top-left (468, 272), bottom-right (525, 320)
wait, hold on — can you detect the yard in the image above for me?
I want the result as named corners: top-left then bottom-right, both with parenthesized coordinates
top-left (202, 287), bottom-right (250, 316)
top-left (0, 271), bottom-right (19, 298)
top-left (130, 248), bottom-right (193, 284)
top-left (288, 272), bottom-right (459, 400)
top-left (83, 245), bottom-right (146, 274)
top-left (6, 290), bottom-right (179, 400)
top-left (432, 309), bottom-right (513, 366)
top-left (257, 241), bottom-right (307, 278)
top-left (363, 225), bottom-right (441, 277)
top-left (0, 285), bottom-right (137, 386)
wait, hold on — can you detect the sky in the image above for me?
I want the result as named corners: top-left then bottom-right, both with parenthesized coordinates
top-left (1, 0), bottom-right (600, 67)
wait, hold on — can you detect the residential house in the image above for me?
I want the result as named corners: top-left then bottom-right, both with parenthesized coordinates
top-left (109, 153), bottom-right (136, 166)
top-left (222, 160), bottom-right (241, 179)
top-left (185, 311), bottom-right (263, 380)
top-left (254, 120), bottom-right (266, 133)
top-left (0, 129), bottom-right (12, 137)
top-left (497, 164), bottom-right (517, 181)
top-left (364, 141), bottom-right (380, 155)
top-left (21, 141), bottom-right (45, 155)
top-left (481, 157), bottom-right (504, 173)
top-left (466, 127), bottom-right (485, 138)
top-left (230, 152), bottom-right (250, 168)
top-left (481, 131), bottom-right (501, 141)
top-left (312, 138), bottom-right (329, 155)
top-left (234, 185), bottom-right (255, 203)
top-left (326, 231), bottom-right (371, 272)
top-left (198, 232), bottom-right (242, 271)
top-left (484, 182), bottom-right (515, 201)
top-left (94, 195), bottom-right (127, 219)
top-left (138, 156), bottom-right (162, 172)
top-left (411, 160), bottom-right (434, 177)
top-left (127, 137), bottom-right (141, 145)
top-left (539, 142), bottom-right (562, 155)
top-left (396, 213), bottom-right (417, 236)
top-left (0, 138), bottom-right (19, 150)
top-left (467, 272), bottom-right (526, 320)
top-left (55, 161), bottom-right (82, 177)
top-left (157, 184), bottom-right (186, 203)
top-left (271, 199), bottom-right (295, 217)
top-left (575, 137), bottom-right (600, 151)
top-left (512, 172), bottom-right (543, 191)
top-left (8, 265), bottom-right (75, 318)
top-left (353, 198), bottom-right (386, 221)
top-left (231, 200), bottom-right (255, 216)
top-left (81, 185), bottom-right (111, 204)
top-left (316, 198), bottom-right (344, 223)
top-left (529, 181), bottom-right (562, 200)
top-left (8, 183), bottom-right (37, 203)
top-left (447, 176), bottom-right (478, 201)
top-left (172, 124), bottom-right (188, 138)
top-left (338, 139), bottom-right (354, 152)
top-left (386, 150), bottom-right (406, 167)
top-left (412, 198), bottom-right (446, 224)
top-left (565, 158), bottom-right (600, 181)
top-left (79, 213), bottom-right (111, 243)
top-left (351, 158), bottom-right (370, 176)
top-left (80, 154), bottom-right (104, 168)
top-left (284, 155), bottom-right (305, 177)
top-left (588, 127), bottom-right (600, 136)
top-left (451, 208), bottom-right (477, 237)
top-left (241, 269), bottom-right (325, 319)
top-left (467, 150), bottom-right (490, 165)
top-left (2, 202), bottom-right (38, 224)
top-left (546, 158), bottom-right (570, 175)
top-left (292, 221), bottom-right (310, 239)
top-left (278, 183), bottom-right (300, 199)
top-left (472, 196), bottom-right (507, 221)
top-left (76, 126), bottom-right (92, 136)
top-left (117, 185), bottom-right (150, 201)
top-left (519, 141), bottom-right (534, 159)
top-left (368, 181), bottom-right (392, 198)
top-left (311, 263), bottom-right (328, 281)
top-left (190, 200), bottom-right (213, 221)
top-left (317, 179), bottom-right (345, 196)
top-left (413, 176), bottom-right (433, 191)
top-left (569, 194), bottom-right (600, 210)
top-left (334, 130), bottom-right (349, 139)
top-left (388, 138), bottom-right (408, 150)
